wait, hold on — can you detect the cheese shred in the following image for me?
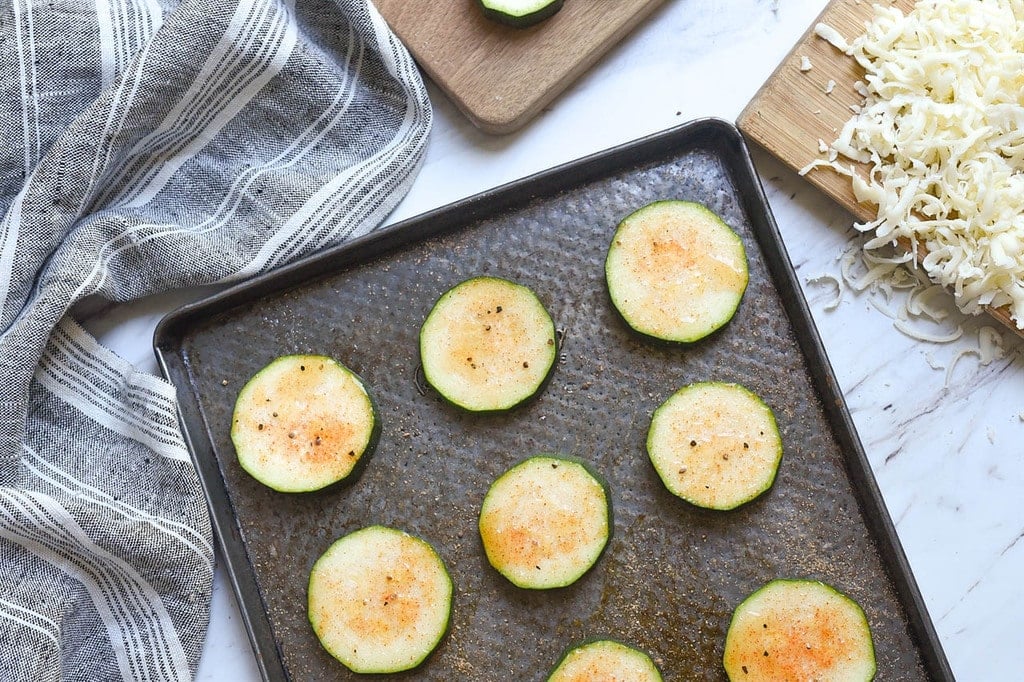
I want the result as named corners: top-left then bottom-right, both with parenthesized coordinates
top-left (812, 0), bottom-right (1024, 328)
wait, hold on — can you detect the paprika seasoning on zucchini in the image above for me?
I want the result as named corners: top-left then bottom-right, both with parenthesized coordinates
top-left (723, 579), bottom-right (876, 681)
top-left (419, 276), bottom-right (557, 413)
top-left (230, 354), bottom-right (379, 493)
top-left (479, 455), bottom-right (611, 589)
top-left (646, 382), bottom-right (782, 511)
top-left (308, 526), bottom-right (453, 674)
top-left (547, 639), bottom-right (663, 682)
top-left (605, 200), bottom-right (748, 343)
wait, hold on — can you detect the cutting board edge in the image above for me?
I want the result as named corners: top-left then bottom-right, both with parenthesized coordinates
top-left (380, 0), bottom-right (668, 135)
top-left (736, 0), bottom-right (836, 133)
top-left (462, 0), bottom-right (669, 134)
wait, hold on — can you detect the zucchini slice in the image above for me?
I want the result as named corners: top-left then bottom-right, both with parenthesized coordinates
top-left (479, 455), bottom-right (611, 589)
top-left (646, 382), bottom-right (781, 510)
top-left (605, 200), bottom-right (748, 343)
top-left (478, 0), bottom-right (564, 28)
top-left (231, 354), bottom-right (378, 493)
top-left (723, 579), bottom-right (876, 681)
top-left (419, 276), bottom-right (557, 412)
top-left (308, 526), bottom-right (453, 674)
top-left (548, 639), bottom-right (663, 682)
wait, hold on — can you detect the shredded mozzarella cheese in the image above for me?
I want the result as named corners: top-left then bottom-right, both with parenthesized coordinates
top-left (806, 273), bottom-right (844, 310)
top-left (893, 318), bottom-right (963, 343)
top-left (813, 0), bottom-right (1024, 328)
top-left (978, 325), bottom-right (1006, 363)
top-left (906, 284), bottom-right (952, 321)
top-left (944, 348), bottom-right (980, 386)
top-left (813, 22), bottom-right (849, 51)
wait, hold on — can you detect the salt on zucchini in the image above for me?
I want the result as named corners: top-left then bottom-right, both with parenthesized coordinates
top-left (419, 276), bottom-right (557, 412)
top-left (548, 639), bottom-right (663, 682)
top-left (478, 455), bottom-right (611, 589)
top-left (723, 579), bottom-right (876, 681)
top-left (478, 0), bottom-right (564, 28)
top-left (605, 200), bottom-right (748, 343)
top-left (308, 526), bottom-right (453, 674)
top-left (231, 354), bottom-right (378, 493)
top-left (646, 382), bottom-right (781, 510)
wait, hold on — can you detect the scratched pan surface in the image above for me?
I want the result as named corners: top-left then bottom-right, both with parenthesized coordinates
top-left (155, 119), bottom-right (951, 681)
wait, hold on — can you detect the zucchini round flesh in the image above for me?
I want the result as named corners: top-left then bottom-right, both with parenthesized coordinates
top-left (308, 526), bottom-right (453, 674)
top-left (548, 639), bottom-right (663, 682)
top-left (478, 455), bottom-right (610, 589)
top-left (646, 382), bottom-right (781, 510)
top-left (723, 579), bottom-right (876, 681)
top-left (478, 0), bottom-right (564, 27)
top-left (420, 276), bottom-right (557, 412)
top-left (605, 200), bottom-right (748, 343)
top-left (231, 354), bottom-right (378, 493)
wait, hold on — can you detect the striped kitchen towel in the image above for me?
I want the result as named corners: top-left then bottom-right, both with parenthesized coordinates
top-left (0, 0), bottom-right (430, 679)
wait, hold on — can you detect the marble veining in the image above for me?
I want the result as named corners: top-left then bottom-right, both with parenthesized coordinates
top-left (82, 1), bottom-right (1023, 679)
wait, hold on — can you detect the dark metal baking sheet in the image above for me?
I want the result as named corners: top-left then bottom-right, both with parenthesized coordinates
top-left (155, 118), bottom-right (952, 681)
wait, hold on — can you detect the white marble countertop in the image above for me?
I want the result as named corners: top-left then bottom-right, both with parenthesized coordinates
top-left (84, 0), bottom-right (1023, 679)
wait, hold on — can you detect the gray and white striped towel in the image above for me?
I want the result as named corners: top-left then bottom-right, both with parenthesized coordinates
top-left (0, 0), bottom-right (430, 679)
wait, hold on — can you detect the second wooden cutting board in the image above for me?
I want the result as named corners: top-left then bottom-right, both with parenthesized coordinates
top-left (738, 0), bottom-right (1018, 334)
top-left (738, 0), bottom-right (914, 222)
top-left (374, 0), bottom-right (665, 134)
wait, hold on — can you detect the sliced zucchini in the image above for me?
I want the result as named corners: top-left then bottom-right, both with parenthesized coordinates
top-left (231, 354), bottom-right (378, 493)
top-left (723, 579), bottom-right (876, 681)
top-left (646, 382), bottom-right (781, 510)
top-left (605, 200), bottom-right (748, 343)
top-left (548, 639), bottom-right (663, 682)
top-left (419, 276), bottom-right (557, 412)
top-left (308, 526), bottom-right (453, 674)
top-left (478, 455), bottom-right (611, 589)
top-left (478, 0), bottom-right (564, 28)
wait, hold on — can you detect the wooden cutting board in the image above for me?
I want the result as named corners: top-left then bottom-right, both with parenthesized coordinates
top-left (737, 0), bottom-right (914, 222)
top-left (738, 0), bottom-right (1018, 334)
top-left (374, 0), bottom-right (665, 134)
